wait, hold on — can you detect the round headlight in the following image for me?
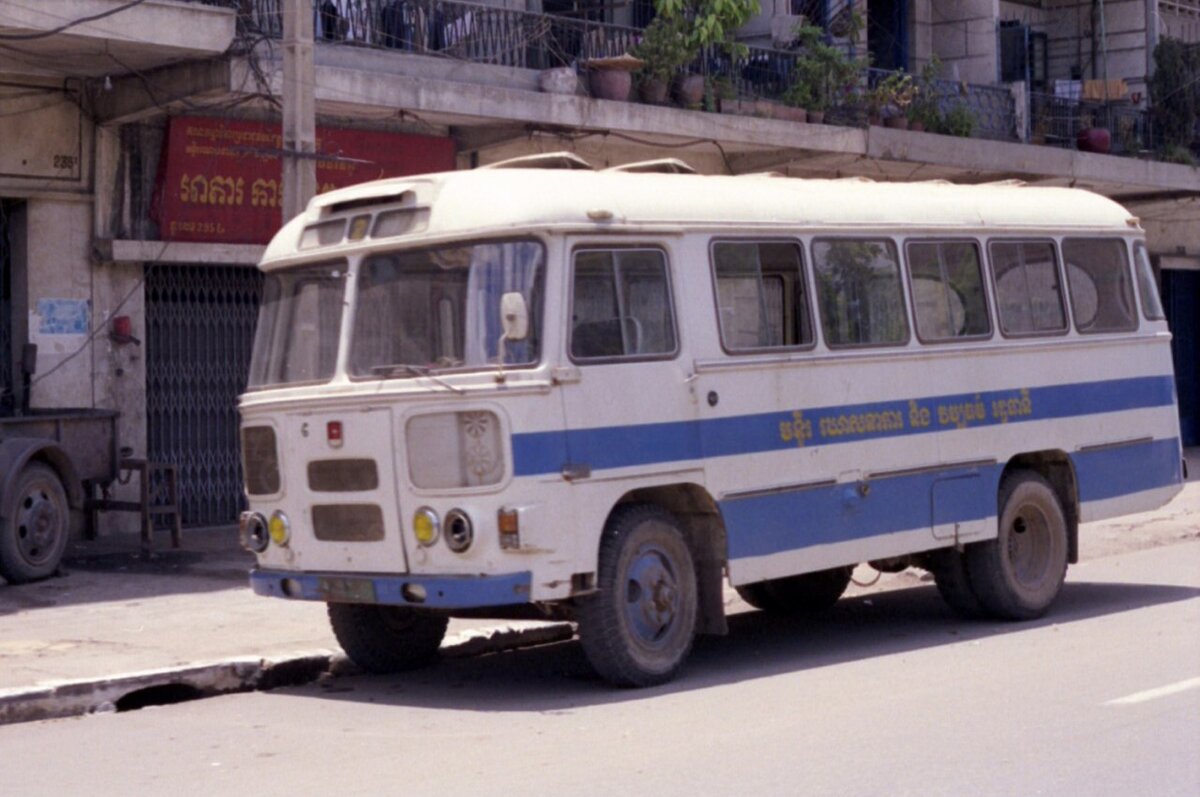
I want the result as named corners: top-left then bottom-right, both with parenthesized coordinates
top-left (268, 510), bottom-right (291, 547)
top-left (241, 512), bottom-right (269, 553)
top-left (413, 507), bottom-right (440, 547)
top-left (444, 508), bottom-right (473, 553)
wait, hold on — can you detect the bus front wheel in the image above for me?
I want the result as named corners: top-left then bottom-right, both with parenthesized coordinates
top-left (327, 603), bottom-right (448, 673)
top-left (966, 471), bottom-right (1068, 620)
top-left (576, 503), bottom-right (698, 688)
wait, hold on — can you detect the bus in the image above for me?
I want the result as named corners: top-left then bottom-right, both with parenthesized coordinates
top-left (238, 153), bottom-right (1186, 687)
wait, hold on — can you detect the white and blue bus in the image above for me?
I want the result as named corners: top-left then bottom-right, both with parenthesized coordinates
top-left (239, 154), bottom-right (1186, 686)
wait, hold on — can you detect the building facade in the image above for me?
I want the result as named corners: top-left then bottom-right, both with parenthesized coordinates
top-left (1, 0), bottom-right (1196, 529)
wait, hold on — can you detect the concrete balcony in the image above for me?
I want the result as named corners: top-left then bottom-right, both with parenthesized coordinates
top-left (0, 0), bottom-right (237, 78)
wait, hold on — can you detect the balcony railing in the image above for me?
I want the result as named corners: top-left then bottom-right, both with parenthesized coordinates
top-left (231, 0), bottom-right (1021, 142)
top-left (1029, 93), bottom-right (1156, 156)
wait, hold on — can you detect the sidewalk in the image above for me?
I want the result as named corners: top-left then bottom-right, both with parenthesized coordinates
top-left (1, 448), bottom-right (1197, 722)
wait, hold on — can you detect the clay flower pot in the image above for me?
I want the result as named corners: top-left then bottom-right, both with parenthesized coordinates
top-left (588, 69), bottom-right (632, 101)
top-left (639, 77), bottom-right (670, 105)
top-left (1076, 127), bottom-right (1111, 154)
top-left (673, 73), bottom-right (705, 108)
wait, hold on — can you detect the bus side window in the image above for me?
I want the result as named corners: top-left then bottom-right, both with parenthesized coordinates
top-left (712, 241), bottom-right (813, 351)
top-left (988, 240), bottom-right (1067, 336)
top-left (812, 238), bottom-right (908, 347)
top-left (906, 240), bottom-right (991, 341)
top-left (570, 249), bottom-right (677, 360)
top-left (1062, 238), bottom-right (1138, 333)
top-left (1132, 243), bottom-right (1166, 321)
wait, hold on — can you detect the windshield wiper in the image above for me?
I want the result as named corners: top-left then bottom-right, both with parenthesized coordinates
top-left (370, 364), bottom-right (465, 394)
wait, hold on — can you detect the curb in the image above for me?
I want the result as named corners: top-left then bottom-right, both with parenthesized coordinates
top-left (0, 622), bottom-right (575, 726)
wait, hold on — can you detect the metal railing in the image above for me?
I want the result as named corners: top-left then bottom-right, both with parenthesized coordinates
top-left (237, 0), bottom-right (640, 67)
top-left (1029, 93), bottom-right (1155, 155)
top-left (861, 67), bottom-right (1017, 141)
top-left (231, 1), bottom-right (1019, 142)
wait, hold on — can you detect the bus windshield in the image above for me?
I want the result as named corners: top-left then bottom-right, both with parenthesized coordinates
top-left (247, 261), bottom-right (346, 389)
top-left (349, 240), bottom-right (544, 376)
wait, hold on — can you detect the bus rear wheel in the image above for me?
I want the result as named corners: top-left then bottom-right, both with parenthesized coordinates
top-left (576, 503), bottom-right (698, 688)
top-left (735, 566), bottom-right (854, 615)
top-left (327, 603), bottom-right (448, 673)
top-left (966, 471), bottom-right (1068, 620)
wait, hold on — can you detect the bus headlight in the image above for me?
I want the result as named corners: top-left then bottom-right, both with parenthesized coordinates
top-left (268, 510), bottom-right (291, 547)
top-left (445, 509), bottom-right (474, 553)
top-left (413, 507), bottom-right (440, 547)
top-left (240, 512), bottom-right (269, 553)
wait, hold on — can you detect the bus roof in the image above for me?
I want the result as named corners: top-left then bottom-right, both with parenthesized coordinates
top-left (262, 160), bottom-right (1139, 264)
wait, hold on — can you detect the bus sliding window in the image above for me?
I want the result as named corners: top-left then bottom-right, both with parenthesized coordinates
top-left (712, 241), bottom-right (813, 351)
top-left (813, 238), bottom-right (908, 348)
top-left (989, 241), bottom-right (1067, 336)
top-left (1062, 238), bottom-right (1137, 333)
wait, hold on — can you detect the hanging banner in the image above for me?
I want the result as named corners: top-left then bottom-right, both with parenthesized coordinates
top-left (155, 116), bottom-right (456, 244)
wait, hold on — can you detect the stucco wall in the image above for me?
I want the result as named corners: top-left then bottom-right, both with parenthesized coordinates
top-left (925, 0), bottom-right (1000, 85)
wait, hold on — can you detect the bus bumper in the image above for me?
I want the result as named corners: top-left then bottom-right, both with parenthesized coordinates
top-left (250, 568), bottom-right (533, 609)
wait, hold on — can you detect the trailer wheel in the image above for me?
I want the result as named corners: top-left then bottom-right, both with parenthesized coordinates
top-left (327, 603), bottom-right (448, 673)
top-left (966, 471), bottom-right (1068, 620)
top-left (0, 463), bottom-right (70, 584)
top-left (737, 566), bottom-right (854, 615)
top-left (576, 503), bottom-right (698, 687)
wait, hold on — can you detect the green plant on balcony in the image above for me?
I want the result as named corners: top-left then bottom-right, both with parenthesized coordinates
top-left (657, 0), bottom-right (761, 62)
top-left (938, 103), bottom-right (977, 137)
top-left (906, 57), bottom-right (944, 131)
top-left (783, 23), bottom-right (864, 121)
top-left (632, 15), bottom-right (697, 104)
top-left (866, 71), bottom-right (917, 127)
top-left (1149, 37), bottom-right (1199, 164)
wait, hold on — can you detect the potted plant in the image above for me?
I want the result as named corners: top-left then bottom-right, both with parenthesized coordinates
top-left (868, 71), bottom-right (916, 128)
top-left (632, 15), bottom-right (695, 105)
top-left (583, 53), bottom-right (645, 102)
top-left (654, 0), bottom-right (760, 106)
top-left (785, 23), bottom-right (864, 125)
top-left (906, 57), bottom-right (943, 132)
top-left (940, 102), bottom-right (977, 137)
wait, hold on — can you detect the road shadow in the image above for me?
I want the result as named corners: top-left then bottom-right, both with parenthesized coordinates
top-left (288, 579), bottom-right (1200, 712)
top-left (0, 526), bottom-right (251, 613)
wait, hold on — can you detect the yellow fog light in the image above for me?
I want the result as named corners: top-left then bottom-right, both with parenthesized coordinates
top-left (268, 510), bottom-right (291, 547)
top-left (413, 507), bottom-right (440, 547)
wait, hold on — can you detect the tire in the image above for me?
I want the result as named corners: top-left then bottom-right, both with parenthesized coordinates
top-left (965, 471), bottom-right (1068, 620)
top-left (737, 566), bottom-right (854, 615)
top-left (327, 603), bottom-right (448, 673)
top-left (927, 547), bottom-right (985, 618)
top-left (576, 503), bottom-right (698, 688)
top-left (735, 581), bottom-right (786, 612)
top-left (0, 463), bottom-right (70, 584)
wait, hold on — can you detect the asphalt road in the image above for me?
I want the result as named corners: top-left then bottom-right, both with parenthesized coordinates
top-left (2, 541), bottom-right (1197, 797)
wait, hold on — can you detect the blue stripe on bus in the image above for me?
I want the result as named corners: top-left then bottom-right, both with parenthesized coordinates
top-left (718, 437), bottom-right (1181, 562)
top-left (512, 375), bottom-right (1177, 477)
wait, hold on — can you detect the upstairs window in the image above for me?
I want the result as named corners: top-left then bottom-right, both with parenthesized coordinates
top-left (1062, 238), bottom-right (1138, 333)
top-left (989, 241), bottom-right (1067, 336)
top-left (570, 249), bottom-right (677, 360)
top-left (907, 240), bottom-right (990, 341)
top-left (712, 241), bottom-right (814, 351)
top-left (813, 238), bottom-right (908, 347)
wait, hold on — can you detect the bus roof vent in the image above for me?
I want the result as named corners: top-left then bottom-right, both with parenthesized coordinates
top-left (319, 187), bottom-right (418, 216)
top-left (482, 152), bottom-right (594, 171)
top-left (606, 158), bottom-right (697, 175)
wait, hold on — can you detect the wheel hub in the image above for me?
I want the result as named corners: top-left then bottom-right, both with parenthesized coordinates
top-left (17, 487), bottom-right (61, 564)
top-left (626, 547), bottom-right (679, 643)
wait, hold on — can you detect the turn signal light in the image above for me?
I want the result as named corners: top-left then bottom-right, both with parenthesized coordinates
top-left (498, 508), bottom-right (520, 550)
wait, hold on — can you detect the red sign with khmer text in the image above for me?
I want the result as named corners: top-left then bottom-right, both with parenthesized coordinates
top-left (156, 116), bottom-right (456, 244)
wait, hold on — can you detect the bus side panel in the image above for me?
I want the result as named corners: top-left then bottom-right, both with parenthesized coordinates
top-left (1071, 436), bottom-right (1185, 523)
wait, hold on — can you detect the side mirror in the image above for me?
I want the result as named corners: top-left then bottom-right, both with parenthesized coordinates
top-left (500, 292), bottom-right (529, 341)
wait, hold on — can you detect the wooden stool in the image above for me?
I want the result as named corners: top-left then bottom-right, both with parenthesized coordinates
top-left (90, 458), bottom-right (182, 554)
